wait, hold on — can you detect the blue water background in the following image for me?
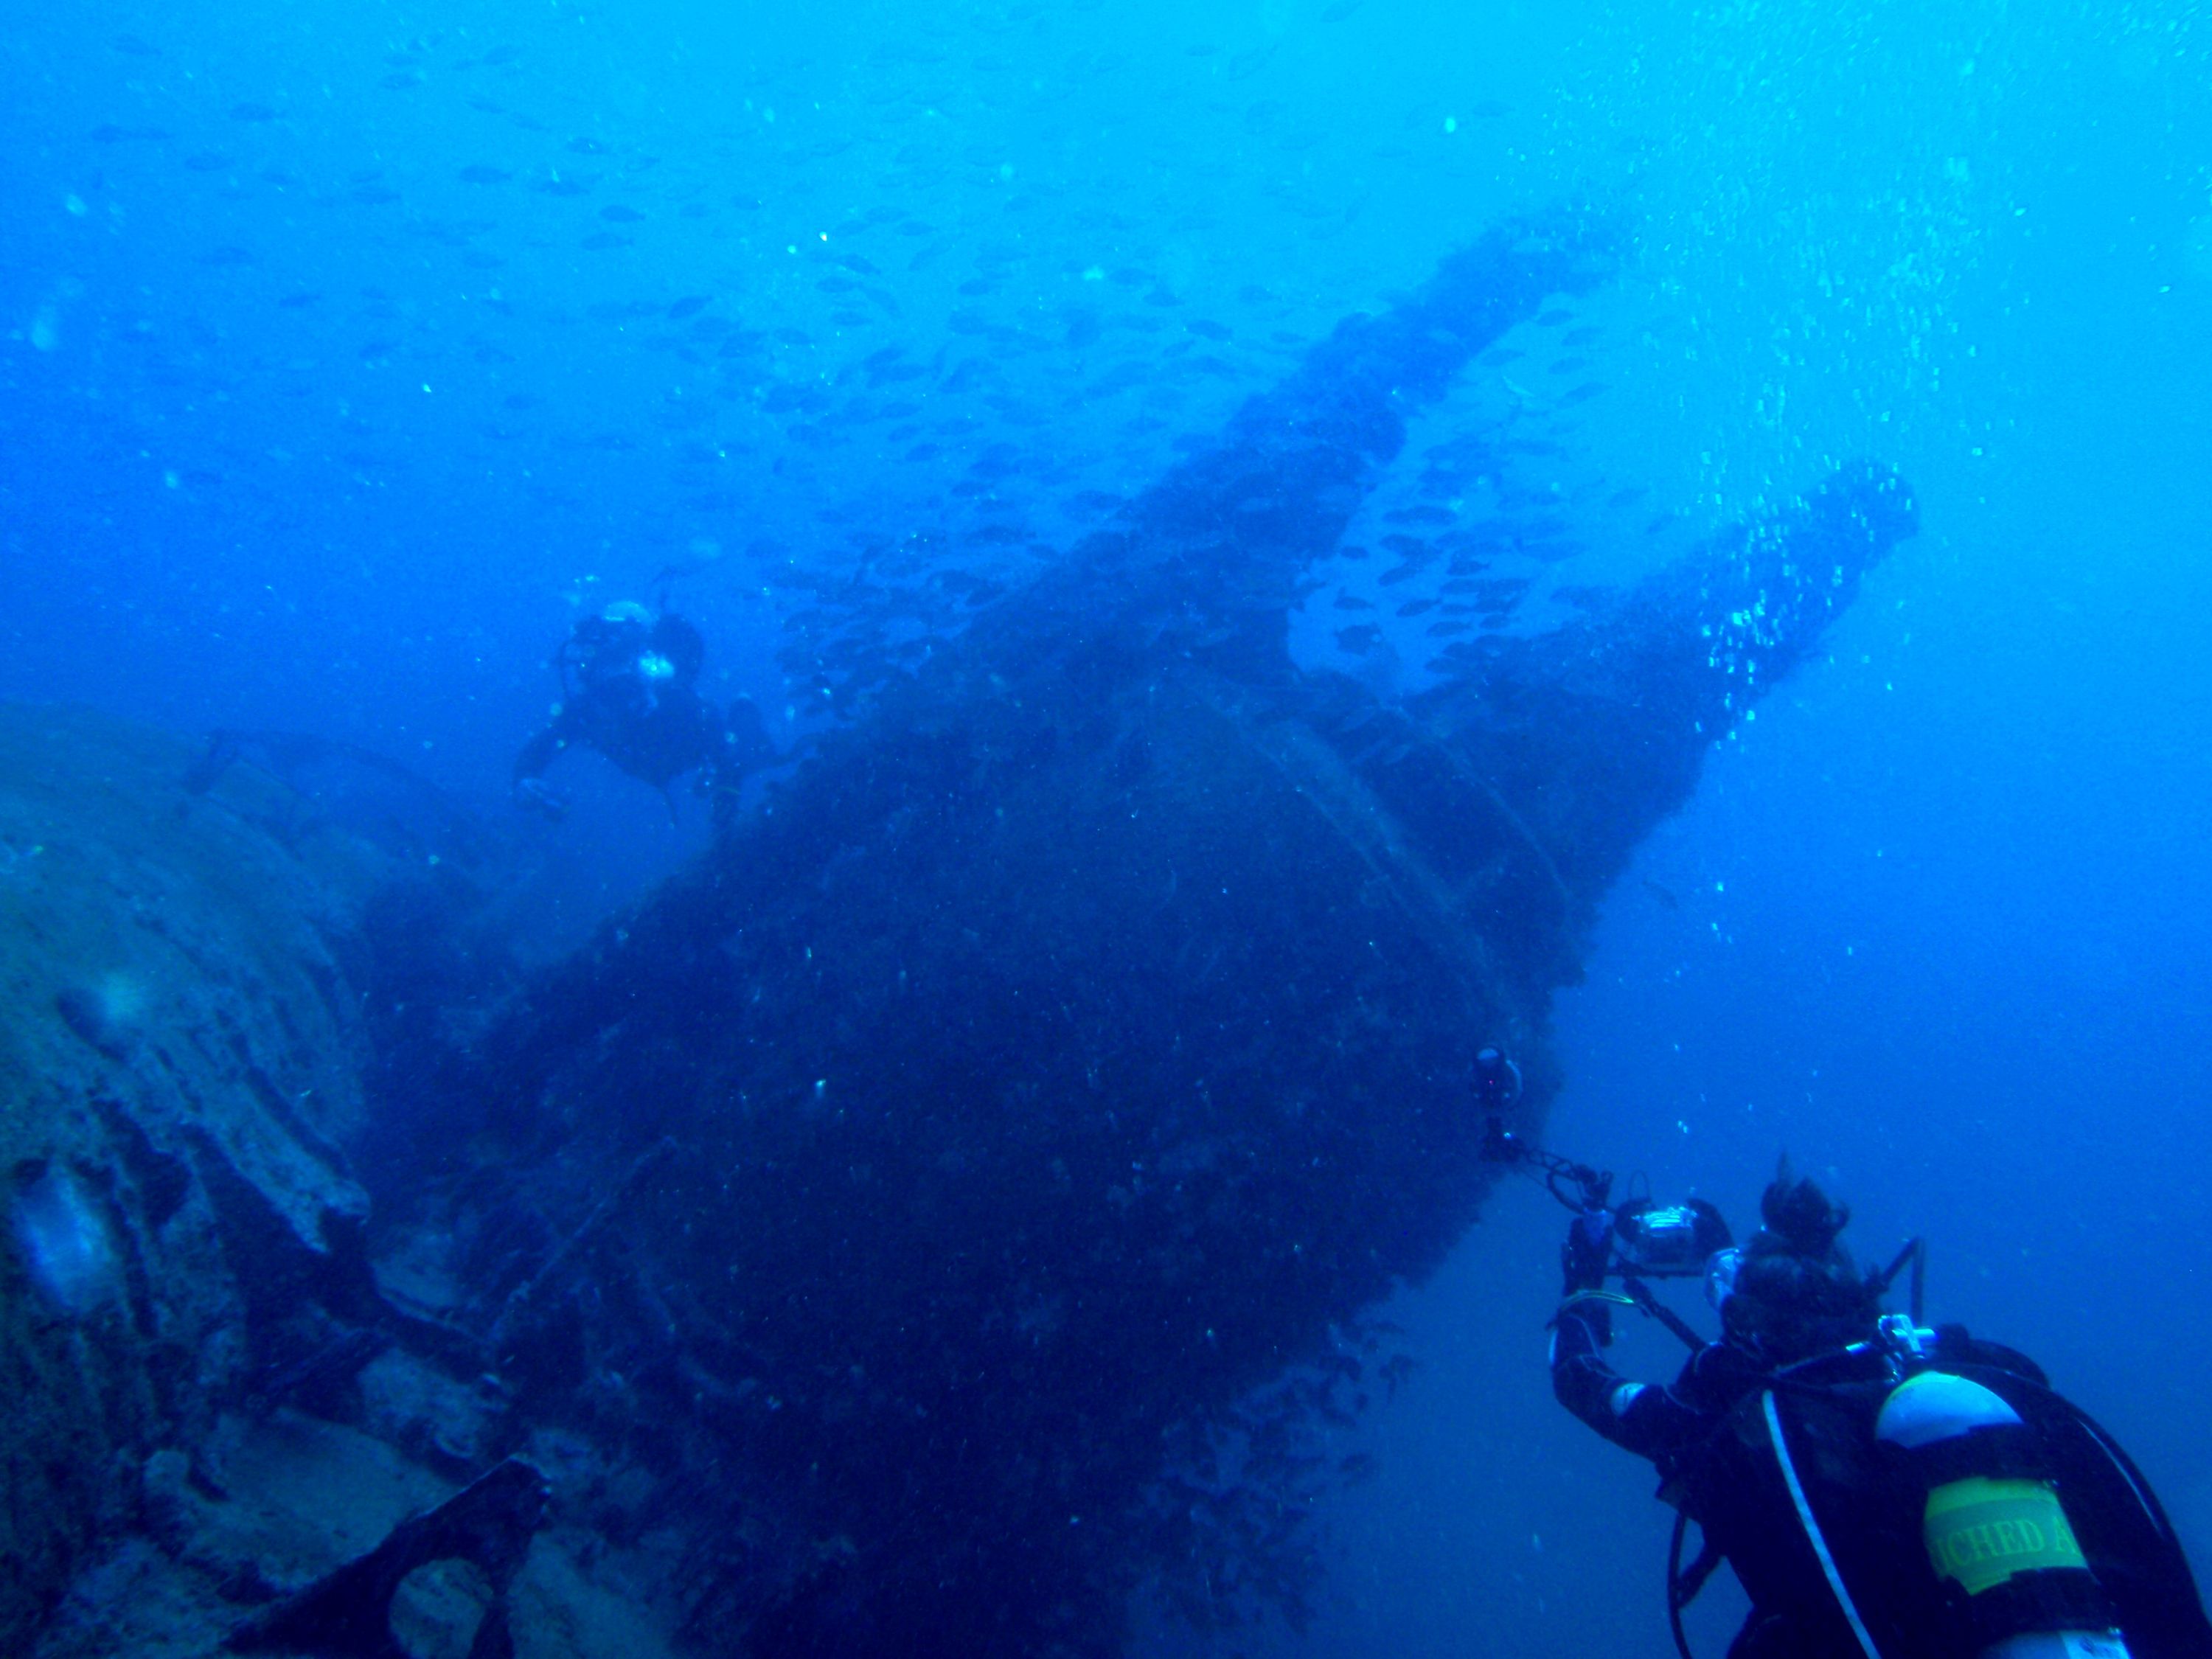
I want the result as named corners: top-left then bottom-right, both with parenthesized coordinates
top-left (4, 2), bottom-right (2208, 1655)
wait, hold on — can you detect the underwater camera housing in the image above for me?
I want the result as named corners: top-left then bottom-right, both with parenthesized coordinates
top-left (1611, 1199), bottom-right (1731, 1280)
top-left (1478, 1098), bottom-right (1728, 1281)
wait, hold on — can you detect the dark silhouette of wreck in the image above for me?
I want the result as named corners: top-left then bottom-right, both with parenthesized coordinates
top-left (428, 212), bottom-right (1916, 1656)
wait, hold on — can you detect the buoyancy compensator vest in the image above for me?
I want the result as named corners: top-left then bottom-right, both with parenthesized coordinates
top-left (1663, 1321), bottom-right (2212, 1659)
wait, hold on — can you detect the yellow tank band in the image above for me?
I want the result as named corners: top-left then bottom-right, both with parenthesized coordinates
top-left (1924, 1476), bottom-right (2087, 1596)
top-left (1557, 1290), bottom-right (1637, 1314)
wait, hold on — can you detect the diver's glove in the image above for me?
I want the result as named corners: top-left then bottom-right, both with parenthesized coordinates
top-left (1562, 1208), bottom-right (1615, 1297)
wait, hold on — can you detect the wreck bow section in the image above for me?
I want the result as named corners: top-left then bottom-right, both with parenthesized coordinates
top-left (465, 222), bottom-right (1915, 1656)
top-left (1340, 461), bottom-right (1919, 976)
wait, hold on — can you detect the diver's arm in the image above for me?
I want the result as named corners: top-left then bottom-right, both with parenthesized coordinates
top-left (1547, 1206), bottom-right (1711, 1458)
top-left (1551, 1299), bottom-right (1725, 1460)
top-left (512, 706), bottom-right (583, 816)
top-left (512, 720), bottom-right (569, 785)
top-left (515, 698), bottom-right (593, 782)
top-left (1553, 1298), bottom-right (1656, 1453)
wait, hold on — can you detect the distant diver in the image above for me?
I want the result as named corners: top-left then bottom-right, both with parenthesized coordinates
top-left (512, 601), bottom-right (773, 824)
top-left (1481, 1101), bottom-right (2212, 1659)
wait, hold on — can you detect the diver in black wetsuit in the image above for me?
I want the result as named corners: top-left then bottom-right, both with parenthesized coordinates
top-left (1487, 1076), bottom-right (2212, 1659)
top-left (512, 602), bottom-right (773, 824)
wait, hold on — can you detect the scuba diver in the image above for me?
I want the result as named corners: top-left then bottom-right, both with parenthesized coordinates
top-left (512, 601), bottom-right (774, 824)
top-left (1474, 1053), bottom-right (2212, 1659)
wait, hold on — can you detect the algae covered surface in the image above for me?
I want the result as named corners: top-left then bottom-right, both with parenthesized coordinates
top-left (1, 703), bottom-right (370, 1641)
top-left (0, 703), bottom-right (681, 1657)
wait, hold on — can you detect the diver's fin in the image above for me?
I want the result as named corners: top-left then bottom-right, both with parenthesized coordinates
top-left (222, 1459), bottom-right (549, 1658)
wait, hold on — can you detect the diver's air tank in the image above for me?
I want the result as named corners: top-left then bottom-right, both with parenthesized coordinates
top-left (1876, 1371), bottom-right (2129, 1659)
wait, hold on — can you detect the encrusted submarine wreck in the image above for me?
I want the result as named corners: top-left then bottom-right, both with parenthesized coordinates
top-left (0, 213), bottom-right (1914, 1659)
top-left (453, 215), bottom-right (1918, 1655)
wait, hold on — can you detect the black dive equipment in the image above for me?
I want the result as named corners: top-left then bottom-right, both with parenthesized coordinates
top-left (1879, 1360), bottom-right (2132, 1659)
top-left (1666, 1320), bottom-right (2163, 1659)
top-left (1479, 1055), bottom-right (1926, 1361)
top-left (1614, 1201), bottom-right (1728, 1278)
top-left (1481, 1048), bottom-right (2198, 1659)
top-left (1478, 1115), bottom-right (1727, 1281)
top-left (1479, 1105), bottom-right (1725, 1354)
top-left (1478, 1110), bottom-right (1613, 1216)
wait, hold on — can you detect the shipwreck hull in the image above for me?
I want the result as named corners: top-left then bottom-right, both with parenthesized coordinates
top-left (465, 218), bottom-right (1917, 1654)
top-left (0, 215), bottom-right (1918, 1658)
top-left (501, 665), bottom-right (1533, 1646)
